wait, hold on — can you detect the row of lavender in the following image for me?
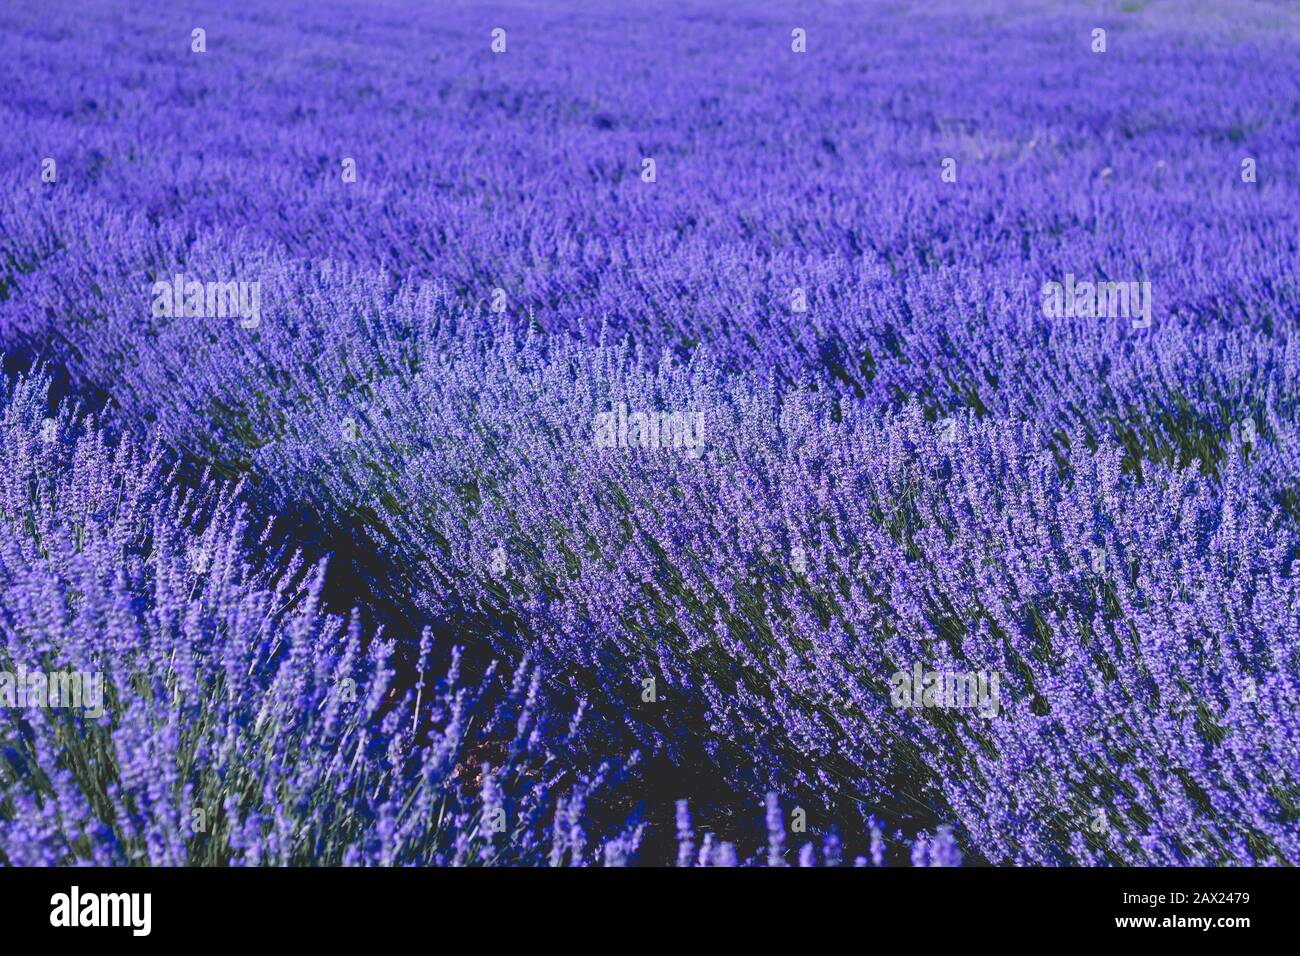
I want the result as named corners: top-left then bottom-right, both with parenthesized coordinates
top-left (2, 1), bottom-right (1299, 863)
top-left (5, 366), bottom-right (934, 865)
top-left (4, 0), bottom-right (1298, 496)
top-left (8, 279), bottom-right (1299, 860)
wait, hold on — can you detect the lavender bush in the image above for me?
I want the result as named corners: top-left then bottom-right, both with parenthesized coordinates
top-left (269, 336), bottom-right (1300, 863)
top-left (0, 369), bottom-right (648, 865)
top-left (2, 368), bottom-right (951, 866)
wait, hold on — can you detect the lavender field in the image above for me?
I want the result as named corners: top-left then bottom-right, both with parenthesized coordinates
top-left (1, 0), bottom-right (1298, 867)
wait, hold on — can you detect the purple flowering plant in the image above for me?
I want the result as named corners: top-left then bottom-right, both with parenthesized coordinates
top-left (0, 369), bottom-right (651, 865)
top-left (1, 0), bottom-right (1299, 866)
